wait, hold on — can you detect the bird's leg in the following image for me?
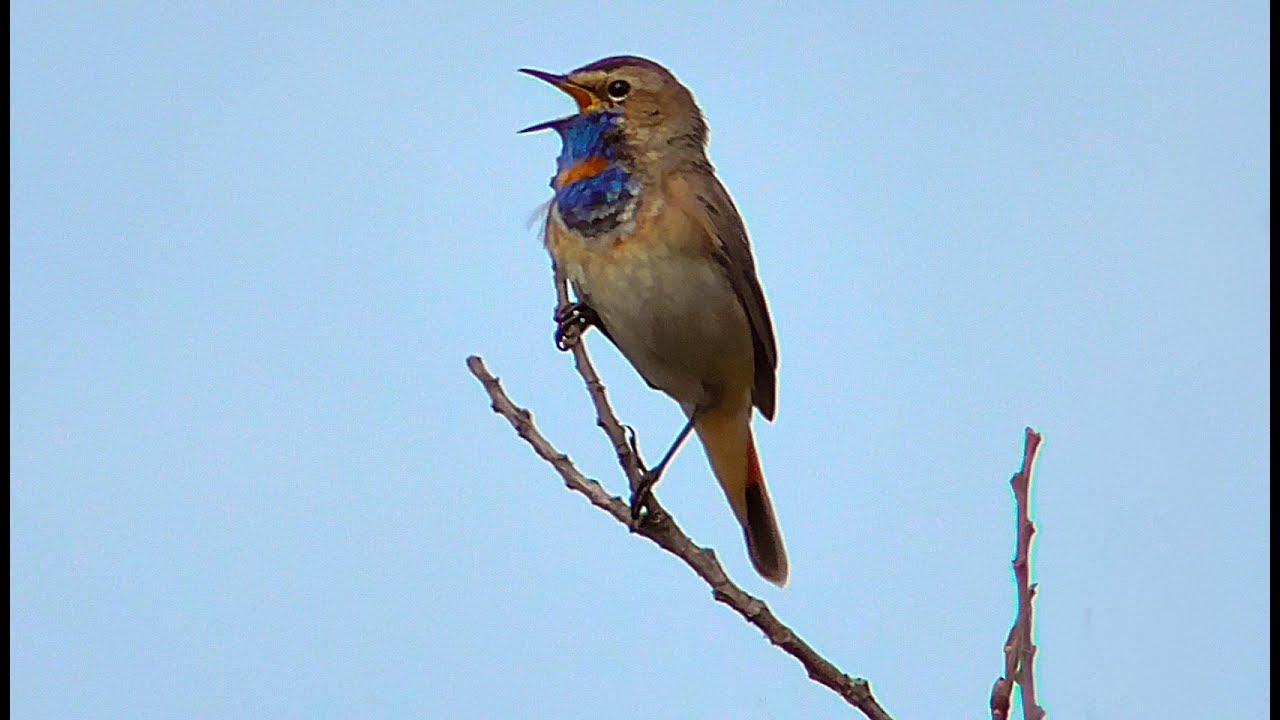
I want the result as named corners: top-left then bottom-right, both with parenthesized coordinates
top-left (630, 413), bottom-right (698, 523)
top-left (554, 302), bottom-right (601, 351)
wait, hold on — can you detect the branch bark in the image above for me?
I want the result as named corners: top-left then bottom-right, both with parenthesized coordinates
top-left (467, 348), bottom-right (893, 720)
top-left (990, 428), bottom-right (1048, 720)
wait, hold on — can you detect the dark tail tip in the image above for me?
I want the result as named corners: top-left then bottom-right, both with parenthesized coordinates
top-left (744, 482), bottom-right (789, 586)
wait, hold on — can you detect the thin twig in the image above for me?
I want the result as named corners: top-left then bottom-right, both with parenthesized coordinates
top-left (550, 263), bottom-right (652, 503)
top-left (466, 351), bottom-right (894, 720)
top-left (990, 428), bottom-right (1047, 720)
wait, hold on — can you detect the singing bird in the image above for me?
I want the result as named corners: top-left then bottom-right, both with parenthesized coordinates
top-left (520, 56), bottom-right (788, 586)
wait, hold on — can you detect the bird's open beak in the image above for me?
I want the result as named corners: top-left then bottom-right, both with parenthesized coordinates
top-left (519, 68), bottom-right (599, 110)
top-left (518, 68), bottom-right (602, 133)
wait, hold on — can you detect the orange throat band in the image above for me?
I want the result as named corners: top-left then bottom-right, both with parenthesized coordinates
top-left (554, 155), bottom-right (610, 188)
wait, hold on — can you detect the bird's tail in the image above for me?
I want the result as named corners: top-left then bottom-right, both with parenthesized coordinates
top-left (694, 405), bottom-right (789, 586)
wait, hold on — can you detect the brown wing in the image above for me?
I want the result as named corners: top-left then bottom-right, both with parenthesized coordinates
top-left (675, 168), bottom-right (779, 420)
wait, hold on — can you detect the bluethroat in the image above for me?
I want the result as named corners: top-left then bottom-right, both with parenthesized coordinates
top-left (521, 56), bottom-right (787, 586)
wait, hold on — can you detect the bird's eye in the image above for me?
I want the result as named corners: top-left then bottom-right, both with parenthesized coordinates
top-left (606, 79), bottom-right (631, 100)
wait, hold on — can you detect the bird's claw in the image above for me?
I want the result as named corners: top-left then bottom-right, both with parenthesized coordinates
top-left (629, 476), bottom-right (658, 526)
top-left (554, 302), bottom-right (599, 351)
top-left (622, 425), bottom-right (657, 525)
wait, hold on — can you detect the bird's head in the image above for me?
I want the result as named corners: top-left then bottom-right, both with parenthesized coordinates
top-left (519, 56), bottom-right (708, 166)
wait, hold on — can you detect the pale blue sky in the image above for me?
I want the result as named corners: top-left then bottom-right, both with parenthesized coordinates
top-left (11, 3), bottom-right (1269, 719)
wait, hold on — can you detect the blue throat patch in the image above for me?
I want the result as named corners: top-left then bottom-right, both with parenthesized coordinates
top-left (550, 111), bottom-right (636, 236)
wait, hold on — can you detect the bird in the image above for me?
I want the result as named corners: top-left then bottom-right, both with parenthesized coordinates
top-left (520, 56), bottom-right (788, 586)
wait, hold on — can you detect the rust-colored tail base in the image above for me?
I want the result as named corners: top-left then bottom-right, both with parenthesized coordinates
top-left (743, 438), bottom-right (788, 586)
top-left (694, 406), bottom-right (789, 586)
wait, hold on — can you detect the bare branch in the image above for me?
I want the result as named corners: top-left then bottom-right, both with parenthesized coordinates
top-left (549, 263), bottom-right (651, 502)
top-left (466, 355), bottom-right (632, 524)
top-left (466, 351), bottom-right (894, 720)
top-left (990, 428), bottom-right (1047, 720)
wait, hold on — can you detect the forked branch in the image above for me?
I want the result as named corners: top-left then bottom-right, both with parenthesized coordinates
top-left (467, 353), bottom-right (893, 720)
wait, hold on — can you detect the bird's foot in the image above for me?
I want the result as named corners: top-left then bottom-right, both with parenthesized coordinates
top-left (554, 302), bottom-right (600, 351)
top-left (629, 475), bottom-right (659, 527)
top-left (624, 425), bottom-right (660, 527)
